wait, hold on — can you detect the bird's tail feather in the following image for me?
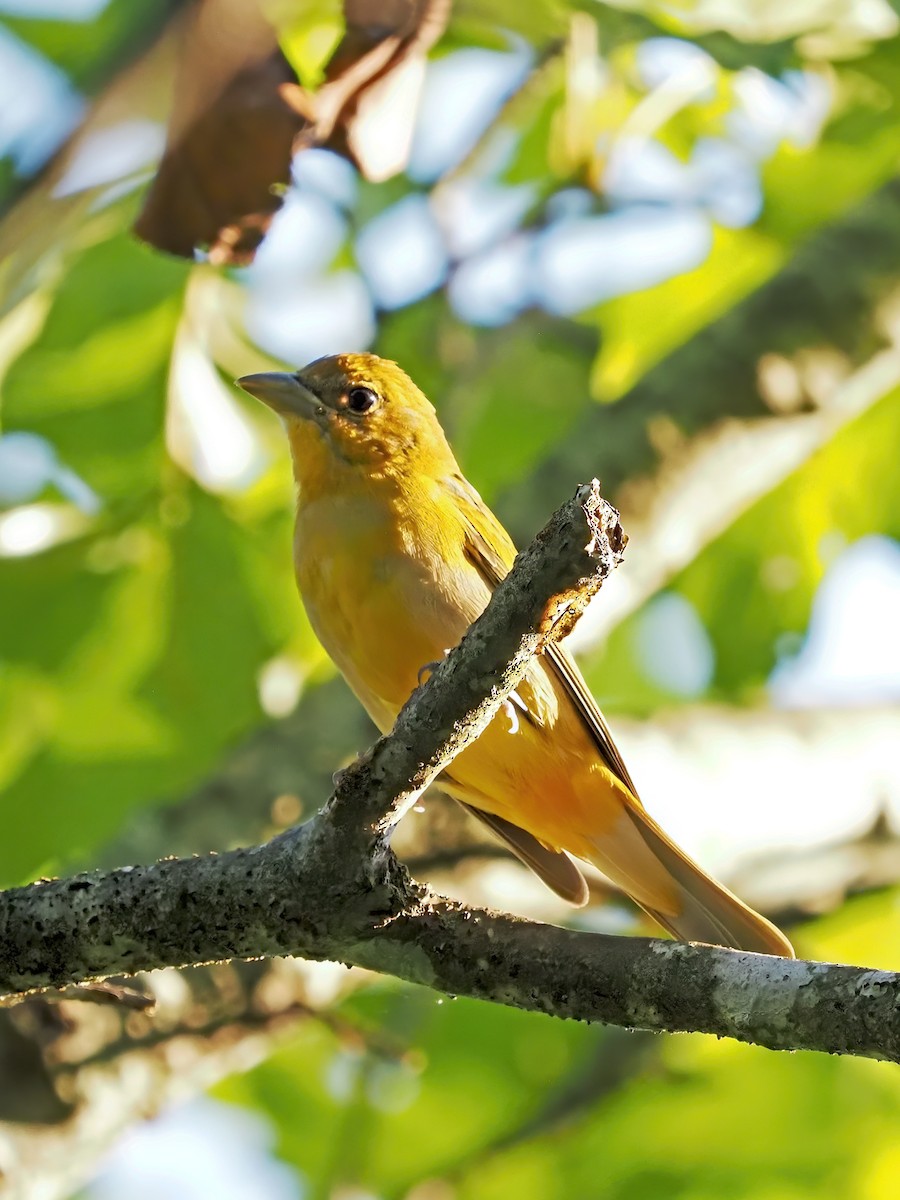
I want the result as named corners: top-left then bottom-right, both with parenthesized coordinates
top-left (585, 803), bottom-right (794, 958)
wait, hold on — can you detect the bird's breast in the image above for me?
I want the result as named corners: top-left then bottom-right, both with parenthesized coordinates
top-left (294, 491), bottom-right (489, 729)
top-left (291, 484), bottom-right (620, 855)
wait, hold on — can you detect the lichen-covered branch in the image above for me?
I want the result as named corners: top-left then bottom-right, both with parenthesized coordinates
top-left (104, 695), bottom-right (900, 921)
top-left (5, 859), bottom-right (899, 1062)
top-left (353, 903), bottom-right (900, 1061)
top-left (1, 484), bottom-right (899, 1064)
top-left (0, 483), bottom-right (622, 987)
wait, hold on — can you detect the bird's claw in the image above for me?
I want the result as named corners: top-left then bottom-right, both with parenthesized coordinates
top-left (417, 649), bottom-right (451, 686)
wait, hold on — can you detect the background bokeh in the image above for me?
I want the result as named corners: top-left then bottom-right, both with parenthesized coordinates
top-left (1, 0), bottom-right (900, 1196)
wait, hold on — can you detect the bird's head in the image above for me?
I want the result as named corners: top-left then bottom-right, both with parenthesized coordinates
top-left (237, 353), bottom-right (457, 493)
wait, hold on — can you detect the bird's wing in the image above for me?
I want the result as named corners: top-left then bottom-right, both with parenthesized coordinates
top-left (542, 643), bottom-right (640, 798)
top-left (456, 802), bottom-right (589, 905)
top-left (445, 476), bottom-right (797, 956)
top-left (433, 472), bottom-right (589, 904)
top-left (446, 472), bottom-right (640, 799)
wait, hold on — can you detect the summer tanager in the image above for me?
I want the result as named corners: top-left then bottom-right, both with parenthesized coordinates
top-left (238, 354), bottom-right (793, 957)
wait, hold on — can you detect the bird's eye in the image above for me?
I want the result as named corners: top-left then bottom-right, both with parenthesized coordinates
top-left (346, 386), bottom-right (378, 414)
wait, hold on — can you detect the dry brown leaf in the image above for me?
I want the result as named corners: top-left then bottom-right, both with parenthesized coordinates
top-left (133, 0), bottom-right (306, 263)
top-left (134, 0), bottom-right (452, 264)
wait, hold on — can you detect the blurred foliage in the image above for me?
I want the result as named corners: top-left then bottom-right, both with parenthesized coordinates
top-left (0, 0), bottom-right (183, 212)
top-left (0, 0), bottom-right (183, 95)
top-left (213, 889), bottom-right (900, 1200)
top-left (1, 0), bottom-right (900, 1194)
top-left (586, 384), bottom-right (900, 711)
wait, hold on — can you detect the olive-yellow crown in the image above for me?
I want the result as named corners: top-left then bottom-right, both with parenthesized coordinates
top-left (238, 352), bottom-right (458, 487)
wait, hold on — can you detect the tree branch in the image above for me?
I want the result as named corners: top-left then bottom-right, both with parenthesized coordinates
top-left (104, 695), bottom-right (900, 923)
top-left (352, 904), bottom-right (900, 1061)
top-left (2, 484), bottom-right (898, 1063)
top-left (0, 482), bottom-right (622, 986)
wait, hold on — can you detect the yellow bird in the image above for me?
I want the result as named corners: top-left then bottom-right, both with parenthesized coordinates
top-left (239, 354), bottom-right (793, 957)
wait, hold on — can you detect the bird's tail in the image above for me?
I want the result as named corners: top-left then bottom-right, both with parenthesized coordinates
top-left (584, 802), bottom-right (794, 958)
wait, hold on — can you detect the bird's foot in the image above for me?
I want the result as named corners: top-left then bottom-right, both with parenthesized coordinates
top-left (417, 649), bottom-right (451, 686)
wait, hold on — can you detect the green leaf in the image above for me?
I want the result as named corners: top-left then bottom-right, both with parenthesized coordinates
top-left (0, 481), bottom-right (291, 884)
top-left (1, 234), bottom-right (186, 500)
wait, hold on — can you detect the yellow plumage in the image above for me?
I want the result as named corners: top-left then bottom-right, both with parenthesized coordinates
top-left (238, 353), bottom-right (793, 957)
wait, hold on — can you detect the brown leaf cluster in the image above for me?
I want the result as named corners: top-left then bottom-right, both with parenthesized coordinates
top-left (134, 0), bottom-right (451, 264)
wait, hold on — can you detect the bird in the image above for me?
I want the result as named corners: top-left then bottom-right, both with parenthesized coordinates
top-left (238, 353), bottom-right (794, 957)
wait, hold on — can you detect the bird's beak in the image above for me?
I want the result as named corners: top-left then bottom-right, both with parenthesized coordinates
top-left (236, 372), bottom-right (321, 420)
